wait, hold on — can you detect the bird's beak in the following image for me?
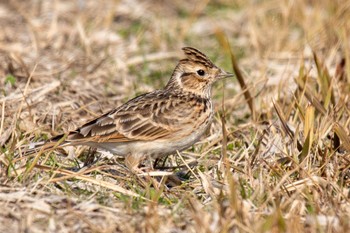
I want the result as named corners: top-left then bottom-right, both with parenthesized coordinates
top-left (218, 69), bottom-right (234, 79)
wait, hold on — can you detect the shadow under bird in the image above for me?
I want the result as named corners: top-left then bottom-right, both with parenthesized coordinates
top-left (25, 47), bottom-right (233, 171)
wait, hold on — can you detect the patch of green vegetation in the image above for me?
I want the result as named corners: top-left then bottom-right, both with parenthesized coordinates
top-left (229, 141), bottom-right (243, 153)
top-left (69, 69), bottom-right (78, 79)
top-left (226, 142), bottom-right (234, 151)
top-left (131, 60), bottom-right (172, 92)
top-left (4, 152), bottom-right (18, 178)
top-left (261, 207), bottom-right (287, 232)
top-left (239, 178), bottom-right (253, 199)
top-left (206, 1), bottom-right (242, 14)
top-left (5, 74), bottom-right (16, 86)
top-left (233, 46), bottom-right (246, 60)
top-left (146, 187), bottom-right (170, 205)
top-left (130, 196), bottom-right (146, 210)
top-left (118, 20), bottom-right (144, 39)
top-left (113, 192), bottom-right (146, 210)
top-left (177, 7), bottom-right (190, 18)
top-left (35, 133), bottom-right (50, 142)
top-left (305, 195), bottom-right (316, 214)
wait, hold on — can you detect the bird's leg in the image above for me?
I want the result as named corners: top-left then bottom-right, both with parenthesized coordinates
top-left (153, 155), bottom-right (169, 169)
top-left (125, 154), bottom-right (155, 174)
top-left (125, 154), bottom-right (143, 173)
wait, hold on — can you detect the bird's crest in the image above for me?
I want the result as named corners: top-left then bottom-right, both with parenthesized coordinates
top-left (181, 47), bottom-right (215, 68)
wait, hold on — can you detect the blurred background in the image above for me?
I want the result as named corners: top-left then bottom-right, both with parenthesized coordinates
top-left (1, 1), bottom-right (348, 122)
top-left (0, 0), bottom-right (349, 232)
top-left (1, 0), bottom-right (348, 135)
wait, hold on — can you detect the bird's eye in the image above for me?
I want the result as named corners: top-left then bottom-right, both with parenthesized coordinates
top-left (197, 69), bottom-right (205, 76)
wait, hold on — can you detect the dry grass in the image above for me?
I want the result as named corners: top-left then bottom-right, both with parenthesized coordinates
top-left (1, 0), bottom-right (350, 232)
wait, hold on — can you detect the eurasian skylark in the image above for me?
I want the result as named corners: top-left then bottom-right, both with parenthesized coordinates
top-left (30, 47), bottom-right (233, 170)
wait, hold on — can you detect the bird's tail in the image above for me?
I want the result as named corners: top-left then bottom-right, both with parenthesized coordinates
top-left (16, 133), bottom-right (69, 158)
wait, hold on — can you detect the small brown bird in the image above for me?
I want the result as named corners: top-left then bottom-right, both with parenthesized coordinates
top-left (28, 47), bottom-right (233, 170)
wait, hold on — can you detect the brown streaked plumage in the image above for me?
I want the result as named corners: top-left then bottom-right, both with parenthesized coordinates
top-left (28, 47), bottom-right (233, 170)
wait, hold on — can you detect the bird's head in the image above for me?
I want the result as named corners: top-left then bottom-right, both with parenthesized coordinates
top-left (165, 47), bottom-right (233, 98)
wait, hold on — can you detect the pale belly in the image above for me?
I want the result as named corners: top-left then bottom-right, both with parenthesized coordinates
top-left (85, 121), bottom-right (211, 159)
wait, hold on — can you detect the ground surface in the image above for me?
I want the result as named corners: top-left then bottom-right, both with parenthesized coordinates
top-left (1, 0), bottom-right (350, 232)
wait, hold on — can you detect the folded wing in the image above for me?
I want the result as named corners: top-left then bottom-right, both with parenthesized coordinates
top-left (63, 91), bottom-right (202, 144)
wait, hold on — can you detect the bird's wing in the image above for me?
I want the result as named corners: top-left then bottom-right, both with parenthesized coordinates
top-left (62, 91), bottom-right (205, 144)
